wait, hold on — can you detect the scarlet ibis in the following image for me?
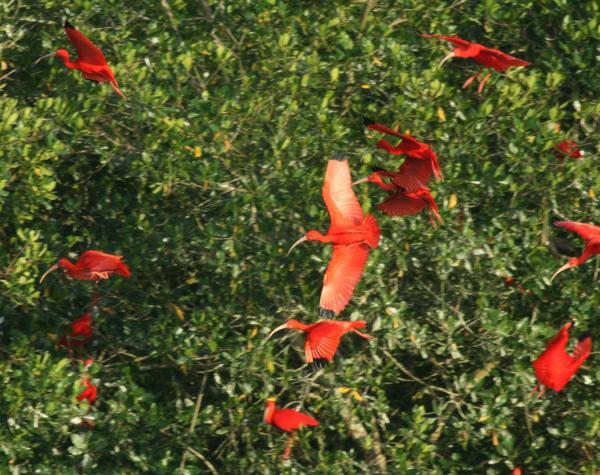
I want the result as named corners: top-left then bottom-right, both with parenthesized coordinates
top-left (531, 321), bottom-right (591, 398)
top-left (40, 250), bottom-right (131, 283)
top-left (550, 221), bottom-right (600, 282)
top-left (268, 319), bottom-right (371, 363)
top-left (421, 34), bottom-right (530, 93)
top-left (35, 20), bottom-right (125, 99)
top-left (59, 312), bottom-right (93, 348)
top-left (554, 140), bottom-right (584, 160)
top-left (77, 378), bottom-right (98, 404)
top-left (288, 155), bottom-right (380, 317)
top-left (263, 397), bottom-right (319, 460)
top-left (364, 120), bottom-right (443, 191)
top-left (354, 171), bottom-right (442, 226)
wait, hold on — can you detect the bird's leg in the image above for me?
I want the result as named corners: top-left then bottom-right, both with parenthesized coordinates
top-left (352, 329), bottom-right (373, 340)
top-left (282, 434), bottom-right (296, 460)
top-left (535, 386), bottom-right (545, 400)
top-left (477, 71), bottom-right (492, 93)
top-left (529, 385), bottom-right (538, 397)
top-left (462, 71), bottom-right (481, 89)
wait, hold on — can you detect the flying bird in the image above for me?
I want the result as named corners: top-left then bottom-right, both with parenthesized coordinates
top-left (40, 250), bottom-right (131, 283)
top-left (288, 155), bottom-right (380, 317)
top-left (268, 319), bottom-right (371, 363)
top-left (35, 20), bottom-right (125, 99)
top-left (421, 34), bottom-right (530, 93)
top-left (531, 321), bottom-right (591, 398)
top-left (263, 398), bottom-right (319, 460)
top-left (554, 140), bottom-right (584, 160)
top-left (550, 221), bottom-right (600, 282)
top-left (364, 120), bottom-right (443, 191)
top-left (354, 171), bottom-right (442, 226)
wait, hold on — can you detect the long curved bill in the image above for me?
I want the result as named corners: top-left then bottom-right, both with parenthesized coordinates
top-left (550, 262), bottom-right (573, 283)
top-left (34, 52), bottom-right (56, 65)
top-left (352, 177), bottom-right (369, 186)
top-left (39, 263), bottom-right (59, 283)
top-left (287, 236), bottom-right (307, 256)
top-left (439, 51), bottom-right (454, 67)
top-left (267, 324), bottom-right (289, 339)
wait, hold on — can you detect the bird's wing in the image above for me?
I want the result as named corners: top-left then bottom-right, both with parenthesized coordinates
top-left (420, 34), bottom-right (472, 48)
top-left (322, 158), bottom-right (364, 228)
top-left (305, 322), bottom-right (344, 362)
top-left (80, 250), bottom-right (122, 270)
top-left (64, 22), bottom-right (108, 66)
top-left (482, 48), bottom-right (531, 68)
top-left (395, 156), bottom-right (435, 191)
top-left (554, 221), bottom-right (600, 242)
top-left (320, 243), bottom-right (371, 316)
top-left (365, 121), bottom-right (404, 138)
top-left (377, 191), bottom-right (426, 217)
top-left (570, 337), bottom-right (592, 366)
top-left (272, 409), bottom-right (319, 432)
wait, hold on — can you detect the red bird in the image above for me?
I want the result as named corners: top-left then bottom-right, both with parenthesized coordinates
top-left (288, 155), bottom-right (380, 317)
top-left (550, 221), bottom-right (600, 282)
top-left (59, 312), bottom-right (93, 348)
top-left (40, 250), bottom-right (131, 283)
top-left (421, 34), bottom-right (530, 93)
top-left (263, 398), bottom-right (319, 460)
top-left (268, 319), bottom-right (371, 363)
top-left (76, 378), bottom-right (98, 404)
top-left (554, 140), bottom-right (584, 160)
top-left (354, 171), bottom-right (442, 226)
top-left (36, 20), bottom-right (125, 99)
top-left (531, 322), bottom-right (591, 398)
top-left (513, 469), bottom-right (522, 475)
top-left (364, 120), bottom-right (443, 192)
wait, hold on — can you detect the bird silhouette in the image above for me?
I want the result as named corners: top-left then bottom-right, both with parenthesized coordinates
top-left (421, 34), bottom-right (530, 92)
top-left (36, 20), bottom-right (125, 99)
top-left (289, 154), bottom-right (380, 317)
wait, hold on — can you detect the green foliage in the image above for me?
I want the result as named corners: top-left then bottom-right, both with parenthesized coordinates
top-left (1, 0), bottom-right (599, 473)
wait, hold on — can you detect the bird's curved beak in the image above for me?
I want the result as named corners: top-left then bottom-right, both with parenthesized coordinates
top-left (287, 236), bottom-right (307, 255)
top-left (34, 52), bottom-right (56, 65)
top-left (352, 177), bottom-right (369, 186)
top-left (550, 262), bottom-right (573, 283)
top-left (39, 263), bottom-right (59, 283)
top-left (267, 324), bottom-right (289, 339)
top-left (439, 51), bottom-right (454, 67)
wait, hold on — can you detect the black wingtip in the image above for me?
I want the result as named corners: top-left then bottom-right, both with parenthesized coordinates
top-left (64, 20), bottom-right (74, 29)
top-left (319, 308), bottom-right (336, 318)
top-left (363, 117), bottom-right (376, 127)
top-left (309, 358), bottom-right (330, 371)
top-left (331, 153), bottom-right (346, 161)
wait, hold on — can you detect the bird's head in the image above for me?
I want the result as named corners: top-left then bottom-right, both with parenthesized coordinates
top-left (550, 257), bottom-right (580, 283)
top-left (263, 398), bottom-right (277, 424)
top-left (39, 258), bottom-right (71, 283)
top-left (55, 49), bottom-right (70, 61)
top-left (267, 320), bottom-right (305, 338)
top-left (353, 172), bottom-right (384, 187)
top-left (287, 230), bottom-right (324, 255)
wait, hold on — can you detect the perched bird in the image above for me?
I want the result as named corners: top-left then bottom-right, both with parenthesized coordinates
top-left (59, 312), bottom-right (93, 348)
top-left (35, 20), bottom-right (125, 99)
top-left (353, 171), bottom-right (442, 226)
top-left (421, 34), bottom-right (530, 93)
top-left (263, 398), bottom-right (319, 460)
top-left (288, 155), bottom-right (380, 317)
top-left (76, 378), bottom-right (98, 404)
top-left (554, 140), bottom-right (584, 160)
top-left (40, 250), bottom-right (131, 283)
top-left (531, 321), bottom-right (591, 398)
top-left (550, 221), bottom-right (600, 282)
top-left (364, 120), bottom-right (443, 192)
top-left (268, 319), bottom-right (371, 363)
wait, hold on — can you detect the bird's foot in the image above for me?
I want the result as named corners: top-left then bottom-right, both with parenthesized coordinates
top-left (462, 72), bottom-right (481, 89)
top-left (477, 72), bottom-right (492, 93)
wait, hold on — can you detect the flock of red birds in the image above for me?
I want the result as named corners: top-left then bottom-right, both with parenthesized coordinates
top-left (36, 20), bottom-right (595, 471)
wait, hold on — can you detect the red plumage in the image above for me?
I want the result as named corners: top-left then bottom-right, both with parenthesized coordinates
top-left (551, 221), bottom-right (600, 282)
top-left (263, 399), bottom-right (319, 432)
top-left (40, 250), bottom-right (131, 283)
top-left (532, 322), bottom-right (591, 394)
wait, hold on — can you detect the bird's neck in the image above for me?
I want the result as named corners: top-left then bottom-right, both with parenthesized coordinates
top-left (306, 231), bottom-right (331, 243)
top-left (263, 403), bottom-right (276, 424)
top-left (59, 54), bottom-right (78, 70)
top-left (59, 258), bottom-right (78, 272)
